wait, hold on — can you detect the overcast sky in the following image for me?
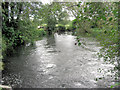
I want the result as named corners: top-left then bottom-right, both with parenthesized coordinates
top-left (40, 0), bottom-right (53, 4)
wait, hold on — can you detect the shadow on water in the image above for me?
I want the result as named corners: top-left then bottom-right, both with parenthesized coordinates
top-left (2, 43), bottom-right (37, 87)
top-left (45, 34), bottom-right (56, 47)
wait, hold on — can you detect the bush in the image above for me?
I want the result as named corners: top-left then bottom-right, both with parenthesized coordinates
top-left (37, 28), bottom-right (46, 37)
top-left (56, 24), bottom-right (66, 31)
top-left (65, 24), bottom-right (73, 31)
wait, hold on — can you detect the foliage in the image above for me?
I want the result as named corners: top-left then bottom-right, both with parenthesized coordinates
top-left (67, 2), bottom-right (119, 85)
top-left (37, 28), bottom-right (46, 38)
top-left (71, 2), bottom-right (119, 64)
top-left (110, 83), bottom-right (120, 88)
top-left (39, 2), bottom-right (69, 33)
top-left (90, 28), bottom-right (119, 64)
top-left (2, 2), bottom-right (69, 56)
top-left (56, 24), bottom-right (66, 31)
top-left (2, 2), bottom-right (45, 56)
top-left (65, 21), bottom-right (76, 31)
top-left (0, 62), bottom-right (3, 70)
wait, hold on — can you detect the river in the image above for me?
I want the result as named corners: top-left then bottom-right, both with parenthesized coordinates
top-left (2, 32), bottom-right (116, 88)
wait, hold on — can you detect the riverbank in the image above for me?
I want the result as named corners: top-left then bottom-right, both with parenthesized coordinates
top-left (75, 28), bottom-right (119, 87)
top-left (76, 28), bottom-right (118, 64)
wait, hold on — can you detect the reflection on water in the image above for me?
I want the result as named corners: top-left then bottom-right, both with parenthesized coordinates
top-left (2, 32), bottom-right (116, 88)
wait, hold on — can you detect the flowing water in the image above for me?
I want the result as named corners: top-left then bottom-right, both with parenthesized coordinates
top-left (2, 32), bottom-right (116, 88)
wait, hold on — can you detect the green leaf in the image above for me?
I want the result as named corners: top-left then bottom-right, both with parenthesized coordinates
top-left (0, 87), bottom-right (2, 90)
top-left (104, 30), bottom-right (107, 34)
top-left (79, 2), bottom-right (82, 4)
top-left (77, 4), bottom-right (80, 7)
top-left (78, 42), bottom-right (81, 46)
top-left (110, 85), bottom-right (114, 88)
top-left (109, 17), bottom-right (113, 21)
top-left (97, 17), bottom-right (101, 20)
top-left (113, 10), bottom-right (117, 15)
top-left (95, 78), bottom-right (98, 81)
top-left (102, 16), bottom-right (106, 20)
top-left (110, 83), bottom-right (120, 88)
top-left (73, 19), bottom-right (77, 22)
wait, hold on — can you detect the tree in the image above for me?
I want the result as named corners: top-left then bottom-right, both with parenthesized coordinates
top-left (2, 1), bottom-right (43, 55)
top-left (38, 2), bottom-right (69, 34)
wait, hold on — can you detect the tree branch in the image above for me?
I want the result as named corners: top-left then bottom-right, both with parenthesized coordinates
top-left (65, 4), bottom-right (78, 9)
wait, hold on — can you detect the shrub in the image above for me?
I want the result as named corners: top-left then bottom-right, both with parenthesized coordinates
top-left (56, 24), bottom-right (66, 31)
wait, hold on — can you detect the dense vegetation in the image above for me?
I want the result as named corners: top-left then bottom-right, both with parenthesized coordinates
top-left (2, 2), bottom-right (42, 56)
top-left (67, 2), bottom-right (119, 85)
top-left (71, 2), bottom-right (119, 63)
top-left (74, 2), bottom-right (119, 66)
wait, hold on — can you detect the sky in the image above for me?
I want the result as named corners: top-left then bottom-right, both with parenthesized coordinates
top-left (40, 0), bottom-right (53, 4)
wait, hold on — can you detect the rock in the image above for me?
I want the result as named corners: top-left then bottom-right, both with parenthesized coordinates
top-left (75, 43), bottom-right (77, 45)
top-left (61, 83), bottom-right (66, 87)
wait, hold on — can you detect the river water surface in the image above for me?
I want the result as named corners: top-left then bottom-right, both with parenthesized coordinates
top-left (2, 32), bottom-right (116, 88)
